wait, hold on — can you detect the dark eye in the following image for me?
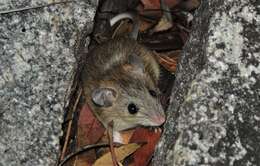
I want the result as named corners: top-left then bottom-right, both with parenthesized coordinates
top-left (128, 103), bottom-right (139, 114)
top-left (149, 90), bottom-right (157, 97)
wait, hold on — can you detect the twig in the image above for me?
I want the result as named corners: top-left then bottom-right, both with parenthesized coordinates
top-left (110, 12), bottom-right (139, 40)
top-left (110, 12), bottom-right (133, 27)
top-left (58, 143), bottom-right (110, 166)
top-left (107, 121), bottom-right (118, 166)
top-left (62, 118), bottom-right (73, 125)
top-left (0, 1), bottom-right (73, 15)
top-left (60, 87), bottom-right (82, 160)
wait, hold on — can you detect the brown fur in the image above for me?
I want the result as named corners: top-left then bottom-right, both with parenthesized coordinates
top-left (80, 37), bottom-right (165, 131)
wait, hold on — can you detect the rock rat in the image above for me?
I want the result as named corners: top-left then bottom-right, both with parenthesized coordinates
top-left (80, 37), bottom-right (165, 132)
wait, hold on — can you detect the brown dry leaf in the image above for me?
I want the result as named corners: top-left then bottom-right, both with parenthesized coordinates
top-left (75, 104), bottom-right (106, 165)
top-left (179, 0), bottom-right (201, 11)
top-left (155, 50), bottom-right (181, 73)
top-left (140, 32), bottom-right (183, 51)
top-left (129, 128), bottom-right (162, 166)
top-left (139, 18), bottom-right (155, 32)
top-left (141, 0), bottom-right (160, 9)
top-left (152, 15), bottom-right (173, 32)
top-left (118, 129), bottom-right (135, 144)
top-left (77, 104), bottom-right (105, 145)
top-left (158, 55), bottom-right (178, 72)
top-left (141, 0), bottom-right (179, 9)
top-left (93, 143), bottom-right (142, 166)
top-left (138, 0), bottom-right (180, 19)
top-left (137, 4), bottom-right (162, 20)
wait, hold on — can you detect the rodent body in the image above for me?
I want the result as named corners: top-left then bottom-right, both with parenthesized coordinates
top-left (81, 37), bottom-right (165, 131)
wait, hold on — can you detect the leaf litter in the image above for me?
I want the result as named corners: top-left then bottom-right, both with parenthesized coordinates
top-left (58, 0), bottom-right (200, 165)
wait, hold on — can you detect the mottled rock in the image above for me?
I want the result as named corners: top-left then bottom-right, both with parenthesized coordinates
top-left (0, 1), bottom-right (97, 165)
top-left (153, 0), bottom-right (260, 165)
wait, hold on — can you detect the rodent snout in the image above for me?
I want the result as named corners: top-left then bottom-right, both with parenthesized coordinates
top-left (151, 113), bottom-right (166, 126)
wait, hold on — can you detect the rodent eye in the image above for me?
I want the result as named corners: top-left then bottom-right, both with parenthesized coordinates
top-left (149, 90), bottom-right (157, 97)
top-left (127, 103), bottom-right (139, 114)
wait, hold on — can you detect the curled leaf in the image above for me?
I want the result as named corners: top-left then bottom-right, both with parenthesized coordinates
top-left (130, 128), bottom-right (162, 166)
top-left (93, 143), bottom-right (142, 166)
top-left (155, 50), bottom-right (181, 73)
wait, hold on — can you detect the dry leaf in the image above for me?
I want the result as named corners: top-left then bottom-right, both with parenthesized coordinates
top-left (178, 0), bottom-right (201, 11)
top-left (138, 0), bottom-right (180, 19)
top-left (141, 0), bottom-right (179, 9)
top-left (152, 15), bottom-right (173, 32)
top-left (137, 4), bottom-right (162, 20)
top-left (155, 50), bottom-right (180, 73)
top-left (141, 0), bottom-right (160, 9)
top-left (129, 128), bottom-right (162, 166)
top-left (77, 104), bottom-right (105, 145)
top-left (75, 104), bottom-right (106, 165)
top-left (140, 32), bottom-right (183, 51)
top-left (139, 18), bottom-right (155, 32)
top-left (93, 143), bottom-right (141, 166)
top-left (118, 129), bottom-right (135, 144)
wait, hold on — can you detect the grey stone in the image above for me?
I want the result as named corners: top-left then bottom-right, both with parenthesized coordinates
top-left (153, 0), bottom-right (260, 165)
top-left (0, 0), bottom-right (97, 165)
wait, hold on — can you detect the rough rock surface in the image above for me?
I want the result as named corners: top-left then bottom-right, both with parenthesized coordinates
top-left (153, 0), bottom-right (260, 165)
top-left (0, 1), bottom-right (97, 165)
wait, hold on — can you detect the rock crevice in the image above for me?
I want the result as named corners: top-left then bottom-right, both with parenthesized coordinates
top-left (153, 0), bottom-right (260, 165)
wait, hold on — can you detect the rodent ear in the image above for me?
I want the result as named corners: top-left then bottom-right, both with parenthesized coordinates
top-left (91, 88), bottom-right (117, 107)
top-left (128, 54), bottom-right (144, 75)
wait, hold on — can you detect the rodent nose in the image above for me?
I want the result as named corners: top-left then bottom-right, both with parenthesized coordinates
top-left (151, 114), bottom-right (166, 126)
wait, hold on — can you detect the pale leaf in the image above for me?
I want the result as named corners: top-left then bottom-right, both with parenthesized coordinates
top-left (93, 143), bottom-right (141, 166)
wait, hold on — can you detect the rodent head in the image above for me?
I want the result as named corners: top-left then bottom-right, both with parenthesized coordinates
top-left (91, 80), bottom-right (165, 131)
top-left (89, 54), bottom-right (165, 131)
